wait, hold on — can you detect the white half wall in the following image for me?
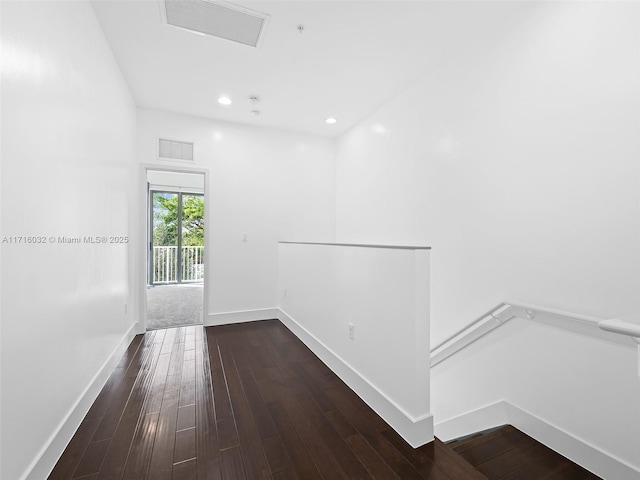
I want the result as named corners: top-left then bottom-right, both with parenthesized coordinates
top-left (278, 242), bottom-right (433, 447)
top-left (1, 1), bottom-right (138, 479)
top-left (137, 109), bottom-right (336, 322)
top-left (335, 1), bottom-right (640, 346)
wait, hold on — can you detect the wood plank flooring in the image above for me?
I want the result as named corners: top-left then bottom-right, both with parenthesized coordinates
top-left (52, 320), bottom-right (601, 479)
top-left (50, 319), bottom-right (484, 479)
top-left (448, 425), bottom-right (602, 480)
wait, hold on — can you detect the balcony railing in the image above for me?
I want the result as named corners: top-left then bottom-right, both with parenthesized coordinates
top-left (153, 245), bottom-right (204, 283)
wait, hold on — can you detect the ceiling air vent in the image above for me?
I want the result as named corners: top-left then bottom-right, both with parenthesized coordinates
top-left (162, 0), bottom-right (269, 48)
top-left (158, 138), bottom-right (194, 161)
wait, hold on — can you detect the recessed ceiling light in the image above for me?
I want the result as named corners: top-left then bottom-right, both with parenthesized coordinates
top-left (325, 117), bottom-right (337, 124)
top-left (218, 96), bottom-right (232, 105)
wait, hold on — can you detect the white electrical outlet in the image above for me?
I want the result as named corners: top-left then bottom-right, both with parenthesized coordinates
top-left (348, 323), bottom-right (355, 340)
top-left (242, 232), bottom-right (248, 242)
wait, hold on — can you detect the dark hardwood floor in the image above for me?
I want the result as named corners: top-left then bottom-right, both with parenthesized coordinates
top-left (447, 425), bottom-right (602, 480)
top-left (50, 320), bottom-right (484, 479)
top-left (49, 319), bottom-right (597, 480)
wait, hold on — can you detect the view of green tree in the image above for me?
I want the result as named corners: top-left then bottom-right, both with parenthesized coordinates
top-left (153, 193), bottom-right (204, 246)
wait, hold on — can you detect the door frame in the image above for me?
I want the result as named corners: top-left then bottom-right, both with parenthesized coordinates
top-left (138, 164), bottom-right (209, 333)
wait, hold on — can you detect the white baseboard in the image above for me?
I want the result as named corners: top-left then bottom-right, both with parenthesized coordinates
top-left (505, 402), bottom-right (640, 480)
top-left (205, 308), bottom-right (280, 326)
top-left (207, 307), bottom-right (434, 445)
top-left (24, 322), bottom-right (138, 480)
top-left (434, 400), bottom-right (509, 442)
top-left (278, 308), bottom-right (434, 448)
top-left (435, 400), bottom-right (640, 480)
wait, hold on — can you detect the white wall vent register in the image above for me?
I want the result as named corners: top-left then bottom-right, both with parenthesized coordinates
top-left (161, 0), bottom-right (270, 48)
top-left (158, 138), bottom-right (194, 161)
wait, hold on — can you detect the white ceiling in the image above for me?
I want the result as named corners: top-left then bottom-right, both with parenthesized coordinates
top-left (92, 0), bottom-right (526, 137)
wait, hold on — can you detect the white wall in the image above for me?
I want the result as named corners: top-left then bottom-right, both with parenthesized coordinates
top-left (335, 1), bottom-right (640, 346)
top-left (0, 1), bottom-right (138, 479)
top-left (432, 319), bottom-right (640, 477)
top-left (335, 1), bottom-right (640, 474)
top-left (137, 109), bottom-right (336, 322)
top-left (278, 242), bottom-right (432, 447)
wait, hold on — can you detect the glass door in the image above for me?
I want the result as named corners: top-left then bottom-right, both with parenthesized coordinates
top-left (180, 193), bottom-right (205, 283)
top-left (149, 191), bottom-right (205, 285)
top-left (151, 191), bottom-right (179, 284)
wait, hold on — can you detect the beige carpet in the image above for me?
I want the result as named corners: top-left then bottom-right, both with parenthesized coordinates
top-left (146, 283), bottom-right (203, 330)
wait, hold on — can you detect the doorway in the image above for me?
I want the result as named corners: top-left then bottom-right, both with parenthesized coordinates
top-left (150, 191), bottom-right (204, 285)
top-left (146, 170), bottom-right (205, 330)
